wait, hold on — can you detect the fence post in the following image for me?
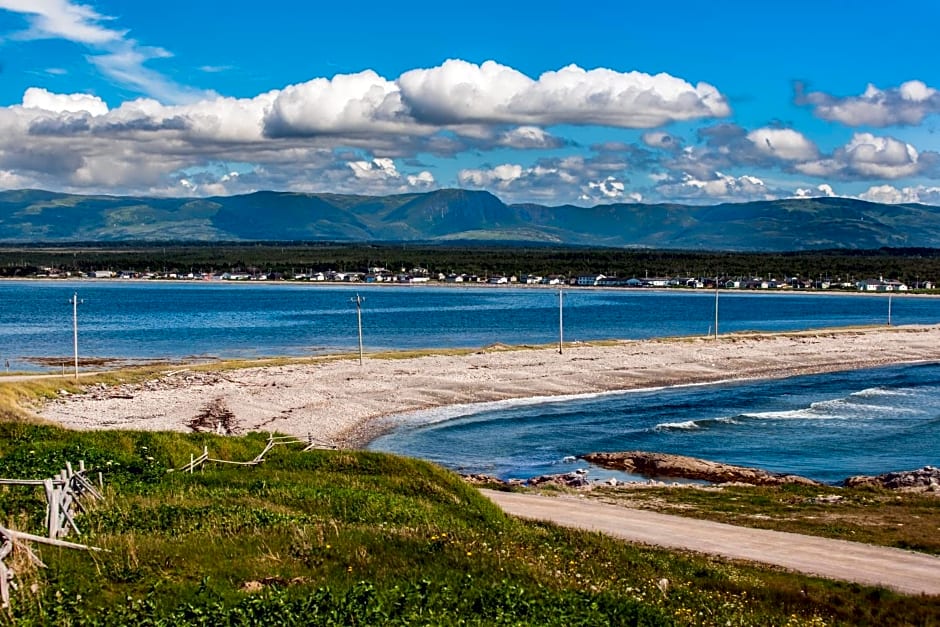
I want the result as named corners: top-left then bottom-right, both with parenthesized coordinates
top-left (44, 478), bottom-right (58, 539)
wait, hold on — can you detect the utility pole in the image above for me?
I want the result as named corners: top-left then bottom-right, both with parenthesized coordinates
top-left (352, 293), bottom-right (364, 366)
top-left (888, 292), bottom-right (893, 326)
top-left (714, 276), bottom-right (719, 339)
top-left (69, 292), bottom-right (83, 379)
top-left (558, 288), bottom-right (564, 354)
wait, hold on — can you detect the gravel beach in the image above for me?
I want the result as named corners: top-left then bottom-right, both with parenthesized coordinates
top-left (39, 325), bottom-right (940, 447)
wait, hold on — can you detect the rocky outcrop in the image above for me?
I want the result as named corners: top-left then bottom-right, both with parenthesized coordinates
top-left (581, 451), bottom-right (820, 486)
top-left (527, 469), bottom-right (593, 489)
top-left (844, 466), bottom-right (940, 491)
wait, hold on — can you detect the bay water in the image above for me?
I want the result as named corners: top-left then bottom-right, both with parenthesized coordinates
top-left (3, 280), bottom-right (939, 480)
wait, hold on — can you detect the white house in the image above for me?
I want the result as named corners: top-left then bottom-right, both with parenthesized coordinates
top-left (575, 274), bottom-right (605, 286)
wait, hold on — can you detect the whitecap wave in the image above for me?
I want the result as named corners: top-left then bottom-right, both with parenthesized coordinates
top-left (851, 387), bottom-right (911, 399)
top-left (372, 377), bottom-right (749, 433)
top-left (654, 420), bottom-right (701, 431)
top-left (740, 409), bottom-right (824, 420)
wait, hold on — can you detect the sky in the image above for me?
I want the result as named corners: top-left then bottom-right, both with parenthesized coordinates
top-left (1, 1), bottom-right (940, 206)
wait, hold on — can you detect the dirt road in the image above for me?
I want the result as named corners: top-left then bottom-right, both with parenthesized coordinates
top-left (483, 490), bottom-right (940, 595)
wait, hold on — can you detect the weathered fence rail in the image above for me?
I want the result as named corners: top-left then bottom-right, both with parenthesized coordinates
top-left (172, 432), bottom-right (334, 473)
top-left (0, 461), bottom-right (104, 609)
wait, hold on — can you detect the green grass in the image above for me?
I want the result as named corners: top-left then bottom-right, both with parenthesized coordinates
top-left (1, 425), bottom-right (939, 625)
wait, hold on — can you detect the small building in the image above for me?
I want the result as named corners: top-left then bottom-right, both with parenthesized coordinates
top-left (575, 274), bottom-right (605, 286)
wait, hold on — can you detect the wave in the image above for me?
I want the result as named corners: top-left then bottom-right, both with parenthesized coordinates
top-left (740, 409), bottom-right (823, 420)
top-left (654, 416), bottom-right (739, 432)
top-left (372, 377), bottom-right (751, 434)
top-left (655, 420), bottom-right (701, 431)
top-left (850, 387), bottom-right (911, 399)
top-left (810, 398), bottom-right (921, 415)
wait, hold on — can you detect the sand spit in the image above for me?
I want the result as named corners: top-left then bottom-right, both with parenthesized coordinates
top-left (38, 325), bottom-right (940, 447)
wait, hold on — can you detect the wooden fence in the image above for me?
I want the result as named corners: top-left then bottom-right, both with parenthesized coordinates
top-left (0, 461), bottom-right (104, 609)
top-left (172, 432), bottom-right (334, 473)
top-left (1, 433), bottom-right (334, 608)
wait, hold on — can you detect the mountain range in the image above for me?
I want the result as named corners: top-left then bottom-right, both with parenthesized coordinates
top-left (0, 188), bottom-right (936, 251)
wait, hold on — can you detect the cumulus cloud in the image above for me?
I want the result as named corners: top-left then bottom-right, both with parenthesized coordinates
top-left (586, 176), bottom-right (626, 199)
top-left (264, 71), bottom-right (415, 137)
top-left (398, 59), bottom-right (730, 128)
top-left (794, 183), bottom-right (837, 198)
top-left (22, 87), bottom-right (108, 116)
top-left (796, 133), bottom-right (924, 180)
top-left (345, 157), bottom-right (436, 192)
top-left (642, 131), bottom-right (683, 151)
top-left (655, 171), bottom-right (773, 202)
top-left (797, 80), bottom-right (940, 127)
top-left (746, 127), bottom-right (818, 161)
top-left (858, 184), bottom-right (940, 205)
top-left (458, 163), bottom-right (525, 188)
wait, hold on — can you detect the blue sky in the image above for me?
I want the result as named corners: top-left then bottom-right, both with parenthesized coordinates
top-left (1, 1), bottom-right (939, 205)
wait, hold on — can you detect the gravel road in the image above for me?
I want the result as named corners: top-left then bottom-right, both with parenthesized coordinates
top-left (483, 489), bottom-right (940, 596)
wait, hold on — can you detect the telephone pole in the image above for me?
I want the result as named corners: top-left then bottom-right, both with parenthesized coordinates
top-left (713, 277), bottom-right (719, 339)
top-left (352, 293), bottom-right (365, 366)
top-left (69, 292), bottom-right (83, 379)
top-left (558, 289), bottom-right (564, 354)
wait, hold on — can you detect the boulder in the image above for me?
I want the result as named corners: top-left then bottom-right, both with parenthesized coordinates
top-left (844, 466), bottom-right (940, 490)
top-left (581, 451), bottom-right (819, 486)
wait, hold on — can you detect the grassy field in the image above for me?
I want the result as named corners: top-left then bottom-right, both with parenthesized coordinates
top-left (1, 424), bottom-right (939, 625)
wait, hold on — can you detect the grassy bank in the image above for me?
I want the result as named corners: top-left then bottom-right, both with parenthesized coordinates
top-left (583, 483), bottom-right (940, 555)
top-left (1, 425), bottom-right (939, 625)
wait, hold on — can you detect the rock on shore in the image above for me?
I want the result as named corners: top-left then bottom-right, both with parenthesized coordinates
top-left (844, 466), bottom-right (940, 491)
top-left (581, 451), bottom-right (820, 486)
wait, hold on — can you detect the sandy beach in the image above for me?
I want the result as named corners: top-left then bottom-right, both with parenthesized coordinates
top-left (38, 325), bottom-right (940, 447)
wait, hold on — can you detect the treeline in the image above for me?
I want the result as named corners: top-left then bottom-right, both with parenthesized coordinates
top-left (2, 242), bottom-right (940, 283)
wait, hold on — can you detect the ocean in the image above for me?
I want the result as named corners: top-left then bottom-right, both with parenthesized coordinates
top-left (1, 280), bottom-right (937, 372)
top-left (368, 362), bottom-right (940, 484)
top-left (3, 280), bottom-right (939, 481)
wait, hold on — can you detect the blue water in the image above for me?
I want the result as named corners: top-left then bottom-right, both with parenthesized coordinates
top-left (369, 363), bottom-right (940, 483)
top-left (1, 280), bottom-right (937, 372)
top-left (3, 280), bottom-right (938, 480)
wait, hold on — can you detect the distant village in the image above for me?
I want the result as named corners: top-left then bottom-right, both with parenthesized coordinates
top-left (26, 266), bottom-right (934, 292)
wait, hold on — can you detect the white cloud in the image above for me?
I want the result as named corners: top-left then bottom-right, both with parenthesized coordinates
top-left (0, 0), bottom-right (121, 44)
top-left (798, 80), bottom-right (940, 127)
top-left (0, 0), bottom-right (207, 104)
top-left (746, 127), bottom-right (818, 161)
top-left (458, 164), bottom-right (524, 188)
top-left (348, 157), bottom-right (400, 181)
top-left (641, 131), bottom-right (682, 151)
top-left (495, 126), bottom-right (563, 149)
top-left (22, 86), bottom-right (108, 115)
top-left (796, 133), bottom-right (921, 180)
top-left (794, 183), bottom-right (837, 198)
top-left (398, 59), bottom-right (729, 128)
top-left (656, 171), bottom-right (773, 202)
top-left (858, 184), bottom-right (940, 205)
top-left (406, 170), bottom-right (435, 187)
top-left (587, 176), bottom-right (626, 199)
top-left (0, 168), bottom-right (34, 189)
top-left (264, 71), bottom-right (416, 137)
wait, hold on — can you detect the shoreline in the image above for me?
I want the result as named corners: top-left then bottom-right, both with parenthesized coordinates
top-left (3, 275), bottom-right (940, 299)
top-left (36, 324), bottom-right (940, 449)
